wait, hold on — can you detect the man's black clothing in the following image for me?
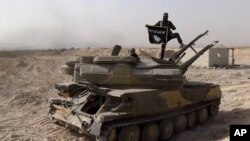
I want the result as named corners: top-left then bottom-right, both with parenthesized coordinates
top-left (155, 20), bottom-right (183, 59)
top-left (155, 21), bottom-right (176, 30)
top-left (155, 21), bottom-right (183, 44)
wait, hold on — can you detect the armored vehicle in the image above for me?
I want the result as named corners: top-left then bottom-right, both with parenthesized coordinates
top-left (47, 31), bottom-right (221, 141)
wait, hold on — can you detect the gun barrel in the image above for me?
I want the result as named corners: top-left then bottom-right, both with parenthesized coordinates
top-left (169, 30), bottom-right (209, 63)
top-left (180, 41), bottom-right (219, 73)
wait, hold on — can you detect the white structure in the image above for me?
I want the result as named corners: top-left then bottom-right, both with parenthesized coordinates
top-left (209, 48), bottom-right (230, 67)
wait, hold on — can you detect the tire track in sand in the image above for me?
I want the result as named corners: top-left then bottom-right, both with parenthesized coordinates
top-left (221, 83), bottom-right (250, 91)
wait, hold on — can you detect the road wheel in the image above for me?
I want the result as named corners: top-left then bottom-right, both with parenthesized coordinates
top-left (198, 108), bottom-right (208, 124)
top-left (141, 123), bottom-right (159, 141)
top-left (174, 115), bottom-right (187, 133)
top-left (119, 126), bottom-right (140, 141)
top-left (107, 128), bottom-right (118, 141)
top-left (187, 112), bottom-right (196, 129)
top-left (159, 120), bottom-right (173, 141)
top-left (209, 103), bottom-right (219, 117)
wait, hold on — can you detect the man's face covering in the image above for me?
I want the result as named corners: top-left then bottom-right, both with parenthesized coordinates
top-left (163, 13), bottom-right (168, 22)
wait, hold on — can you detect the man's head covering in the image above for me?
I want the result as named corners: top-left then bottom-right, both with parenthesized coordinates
top-left (163, 12), bottom-right (169, 21)
top-left (163, 13), bottom-right (168, 17)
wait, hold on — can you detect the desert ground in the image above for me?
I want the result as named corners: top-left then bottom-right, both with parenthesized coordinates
top-left (0, 47), bottom-right (250, 141)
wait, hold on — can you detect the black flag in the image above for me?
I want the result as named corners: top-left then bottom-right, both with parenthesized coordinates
top-left (146, 25), bottom-right (168, 44)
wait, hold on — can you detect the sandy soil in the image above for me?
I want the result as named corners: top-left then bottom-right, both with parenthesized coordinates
top-left (0, 48), bottom-right (250, 141)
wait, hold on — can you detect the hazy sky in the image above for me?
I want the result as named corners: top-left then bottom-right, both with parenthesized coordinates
top-left (0, 0), bottom-right (250, 49)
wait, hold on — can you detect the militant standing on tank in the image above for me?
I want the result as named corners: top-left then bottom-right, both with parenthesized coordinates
top-left (155, 13), bottom-right (184, 59)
